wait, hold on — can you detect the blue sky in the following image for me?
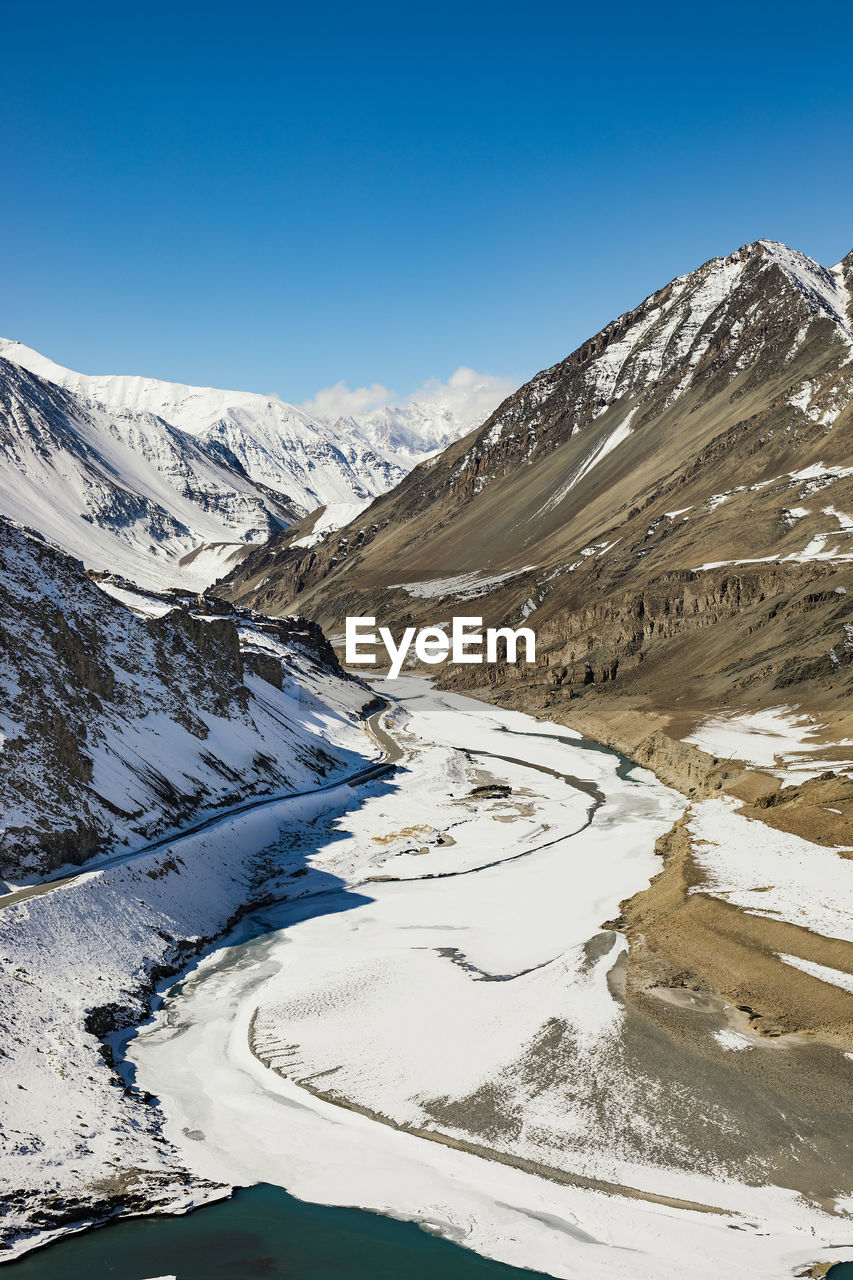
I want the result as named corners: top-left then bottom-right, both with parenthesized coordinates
top-left (2, 0), bottom-right (853, 408)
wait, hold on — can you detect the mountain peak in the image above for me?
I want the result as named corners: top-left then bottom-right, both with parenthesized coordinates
top-left (752, 240), bottom-right (853, 339)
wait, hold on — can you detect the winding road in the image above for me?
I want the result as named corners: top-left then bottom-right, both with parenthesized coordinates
top-left (0, 698), bottom-right (399, 913)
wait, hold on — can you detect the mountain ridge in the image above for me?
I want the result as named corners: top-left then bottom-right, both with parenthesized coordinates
top-left (217, 237), bottom-right (853, 764)
top-left (0, 356), bottom-right (303, 590)
top-left (0, 337), bottom-right (487, 516)
top-left (0, 337), bottom-right (507, 586)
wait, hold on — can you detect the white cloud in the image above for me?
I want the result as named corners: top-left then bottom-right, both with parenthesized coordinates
top-left (301, 366), bottom-right (516, 433)
top-left (405, 366), bottom-right (516, 433)
top-left (300, 380), bottom-right (394, 418)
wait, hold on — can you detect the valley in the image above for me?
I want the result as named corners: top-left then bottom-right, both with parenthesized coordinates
top-left (1, 675), bottom-right (849, 1277)
top-left (211, 240), bottom-right (853, 1088)
top-left (1, 237), bottom-right (852, 1279)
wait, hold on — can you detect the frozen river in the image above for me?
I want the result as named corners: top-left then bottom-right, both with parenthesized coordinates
top-left (125, 679), bottom-right (850, 1279)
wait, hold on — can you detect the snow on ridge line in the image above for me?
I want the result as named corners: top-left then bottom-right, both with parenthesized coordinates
top-left (480, 238), bottom-right (841, 462)
top-left (0, 338), bottom-right (477, 516)
top-left (583, 247), bottom-right (750, 415)
top-left (586, 239), bottom-right (851, 426)
top-left (759, 240), bottom-right (853, 345)
top-left (425, 246), bottom-right (747, 460)
top-left (0, 337), bottom-right (410, 514)
top-left (0, 337), bottom-right (331, 437)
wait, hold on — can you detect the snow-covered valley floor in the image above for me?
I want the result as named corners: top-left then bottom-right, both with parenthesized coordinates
top-left (0, 662), bottom-right (378, 1261)
top-left (124, 679), bottom-right (853, 1280)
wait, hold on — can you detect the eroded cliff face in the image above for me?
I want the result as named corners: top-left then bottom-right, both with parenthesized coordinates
top-left (0, 519), bottom-right (366, 880)
top-left (442, 558), bottom-right (853, 723)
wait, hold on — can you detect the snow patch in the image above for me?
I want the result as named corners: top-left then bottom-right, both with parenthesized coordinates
top-left (688, 798), bottom-right (853, 942)
top-left (777, 953), bottom-right (853, 994)
top-left (391, 566), bottom-right (536, 601)
top-left (683, 706), bottom-right (853, 779)
top-left (289, 500), bottom-right (373, 549)
top-left (714, 1029), bottom-right (753, 1052)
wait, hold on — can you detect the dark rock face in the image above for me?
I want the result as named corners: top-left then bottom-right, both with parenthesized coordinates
top-left (0, 520), bottom-right (353, 880)
top-left (244, 650), bottom-right (284, 688)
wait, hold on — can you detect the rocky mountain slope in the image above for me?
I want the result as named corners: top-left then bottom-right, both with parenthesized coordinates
top-left (220, 239), bottom-right (853, 758)
top-left (0, 515), bottom-right (373, 882)
top-left (217, 238), bottom-right (853, 1055)
top-left (0, 339), bottom-right (485, 544)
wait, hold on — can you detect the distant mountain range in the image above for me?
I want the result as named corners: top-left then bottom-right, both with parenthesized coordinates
top-left (6, 236), bottom-right (853, 768)
top-left (0, 339), bottom-right (494, 588)
top-left (219, 238), bottom-right (853, 764)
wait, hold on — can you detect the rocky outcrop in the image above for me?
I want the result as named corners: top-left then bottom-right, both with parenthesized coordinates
top-left (0, 519), bottom-right (363, 880)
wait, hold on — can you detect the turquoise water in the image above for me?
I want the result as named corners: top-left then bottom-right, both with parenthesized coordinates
top-left (5, 1183), bottom-right (556, 1279)
top-left (828, 1264), bottom-right (853, 1278)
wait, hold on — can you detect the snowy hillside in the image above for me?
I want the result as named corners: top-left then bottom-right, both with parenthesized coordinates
top-left (0, 515), bottom-right (374, 881)
top-left (0, 356), bottom-right (302, 590)
top-left (0, 338), bottom-right (485, 521)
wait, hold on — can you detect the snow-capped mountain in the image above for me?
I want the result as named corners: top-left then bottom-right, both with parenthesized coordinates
top-left (330, 404), bottom-right (459, 473)
top-left (334, 370), bottom-right (516, 470)
top-left (0, 338), bottom-right (505, 588)
top-left (0, 356), bottom-right (300, 590)
top-left (0, 338), bottom-right (481, 523)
